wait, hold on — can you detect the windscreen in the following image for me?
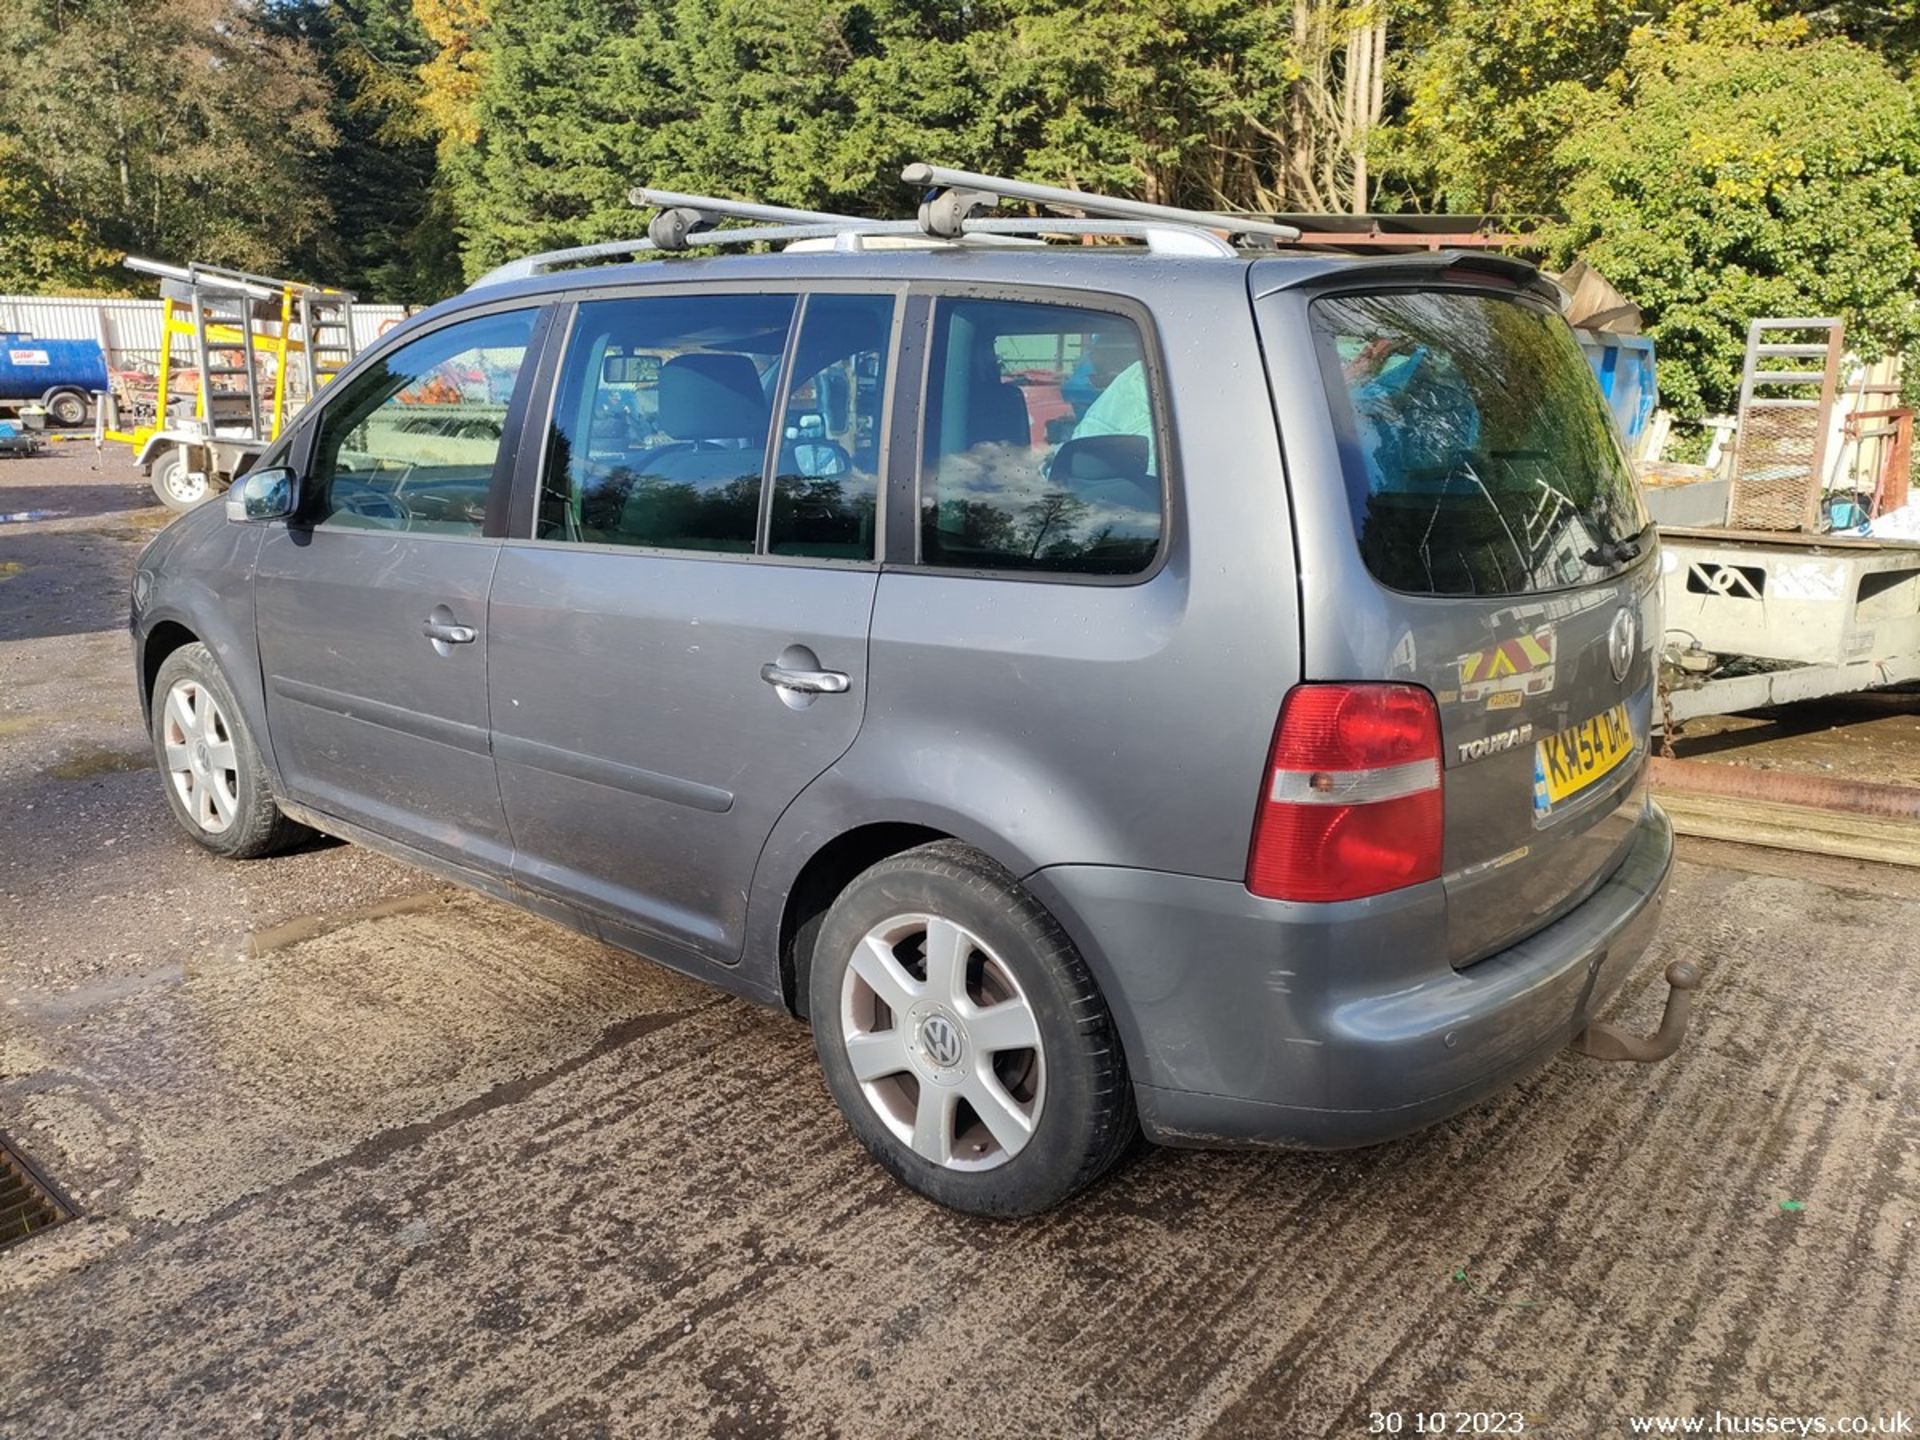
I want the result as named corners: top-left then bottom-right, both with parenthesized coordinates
top-left (1311, 289), bottom-right (1648, 596)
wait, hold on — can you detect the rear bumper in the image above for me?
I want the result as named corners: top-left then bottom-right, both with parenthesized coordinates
top-left (1024, 800), bottom-right (1674, 1148)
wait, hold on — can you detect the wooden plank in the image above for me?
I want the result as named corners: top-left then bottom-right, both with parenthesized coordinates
top-left (1657, 790), bottom-right (1920, 868)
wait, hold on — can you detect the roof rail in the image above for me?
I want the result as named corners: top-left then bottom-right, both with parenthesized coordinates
top-left (900, 163), bottom-right (1302, 245)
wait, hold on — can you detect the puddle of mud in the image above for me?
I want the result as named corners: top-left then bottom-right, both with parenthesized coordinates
top-left (45, 746), bottom-right (153, 780)
top-left (245, 890), bottom-right (455, 956)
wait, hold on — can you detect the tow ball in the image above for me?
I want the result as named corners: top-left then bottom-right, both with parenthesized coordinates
top-left (1570, 960), bottom-right (1701, 1063)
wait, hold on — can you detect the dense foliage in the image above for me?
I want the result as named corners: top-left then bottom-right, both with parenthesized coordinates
top-left (1, 0), bottom-right (1917, 418)
top-left (1549, 9), bottom-right (1920, 417)
top-left (0, 0), bottom-right (333, 293)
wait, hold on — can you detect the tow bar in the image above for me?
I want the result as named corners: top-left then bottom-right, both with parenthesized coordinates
top-left (1571, 960), bottom-right (1701, 1063)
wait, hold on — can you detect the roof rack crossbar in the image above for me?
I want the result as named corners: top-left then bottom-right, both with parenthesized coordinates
top-left (900, 163), bottom-right (1302, 243)
top-left (627, 187), bottom-right (860, 228)
top-left (631, 216), bottom-right (1234, 256)
top-left (470, 191), bottom-right (871, 287)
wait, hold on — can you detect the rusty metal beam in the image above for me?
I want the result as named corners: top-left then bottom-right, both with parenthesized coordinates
top-left (1650, 756), bottom-right (1920, 819)
top-left (1289, 231), bottom-right (1531, 250)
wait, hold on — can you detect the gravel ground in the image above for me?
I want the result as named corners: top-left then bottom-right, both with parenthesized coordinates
top-left (1673, 690), bottom-right (1920, 787)
top-left (1, 448), bottom-right (1914, 1437)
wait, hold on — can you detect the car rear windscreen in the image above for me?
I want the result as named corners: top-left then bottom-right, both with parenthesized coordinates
top-left (1311, 289), bottom-right (1648, 597)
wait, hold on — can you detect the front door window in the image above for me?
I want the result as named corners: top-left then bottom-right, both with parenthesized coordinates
top-left (308, 309), bottom-right (537, 536)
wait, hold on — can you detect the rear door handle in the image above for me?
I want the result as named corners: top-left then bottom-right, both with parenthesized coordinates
top-left (760, 662), bottom-right (849, 695)
top-left (423, 619), bottom-right (477, 644)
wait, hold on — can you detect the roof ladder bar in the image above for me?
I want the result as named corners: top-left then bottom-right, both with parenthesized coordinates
top-left (900, 163), bottom-right (1303, 243)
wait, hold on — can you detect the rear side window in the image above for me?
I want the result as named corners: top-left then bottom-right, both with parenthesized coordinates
top-left (540, 293), bottom-right (797, 552)
top-left (920, 298), bottom-right (1162, 576)
top-left (1311, 290), bottom-right (1648, 596)
top-left (769, 294), bottom-right (894, 559)
top-left (308, 308), bottom-right (536, 536)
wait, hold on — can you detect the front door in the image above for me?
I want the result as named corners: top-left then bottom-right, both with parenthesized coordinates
top-left (255, 306), bottom-right (542, 875)
top-left (486, 289), bottom-right (896, 962)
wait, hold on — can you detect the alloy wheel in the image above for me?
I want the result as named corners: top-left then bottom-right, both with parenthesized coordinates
top-left (839, 913), bottom-right (1045, 1171)
top-left (161, 679), bottom-right (240, 833)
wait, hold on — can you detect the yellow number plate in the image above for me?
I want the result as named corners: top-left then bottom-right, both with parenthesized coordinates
top-left (1534, 702), bottom-right (1635, 811)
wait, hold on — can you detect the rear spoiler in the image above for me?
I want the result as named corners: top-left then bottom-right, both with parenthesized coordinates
top-left (1250, 251), bottom-right (1566, 312)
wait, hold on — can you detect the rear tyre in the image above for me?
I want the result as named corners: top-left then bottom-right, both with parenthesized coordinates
top-left (150, 643), bottom-right (308, 859)
top-left (151, 448), bottom-right (209, 511)
top-left (809, 840), bottom-right (1137, 1216)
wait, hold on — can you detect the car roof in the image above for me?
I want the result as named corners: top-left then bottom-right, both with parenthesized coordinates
top-left (389, 246), bottom-right (1554, 345)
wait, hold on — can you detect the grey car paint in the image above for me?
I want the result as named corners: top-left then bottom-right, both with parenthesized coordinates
top-left (132, 245), bottom-right (1673, 1148)
top-left (487, 542), bottom-right (878, 963)
top-left (1250, 267), bottom-right (1662, 968)
top-left (255, 527), bottom-right (512, 875)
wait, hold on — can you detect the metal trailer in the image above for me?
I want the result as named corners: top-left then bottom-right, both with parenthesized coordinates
top-left (1659, 526), bottom-right (1920, 722)
top-left (96, 257), bottom-right (357, 511)
top-left (1654, 317), bottom-right (1920, 724)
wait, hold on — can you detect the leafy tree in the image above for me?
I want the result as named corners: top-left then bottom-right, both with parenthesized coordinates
top-left (437, 0), bottom-right (1390, 278)
top-left (273, 0), bottom-right (462, 303)
top-left (416, 0), bottom-right (494, 152)
top-left (979, 0), bottom-right (1374, 213)
top-left (0, 0), bottom-right (333, 292)
top-left (1380, 0), bottom-right (1644, 213)
top-left (1544, 7), bottom-right (1920, 419)
top-left (0, 136), bottom-right (123, 293)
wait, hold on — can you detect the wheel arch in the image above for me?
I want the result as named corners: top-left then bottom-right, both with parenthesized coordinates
top-left (139, 619), bottom-right (202, 720)
top-left (775, 821), bottom-right (950, 1020)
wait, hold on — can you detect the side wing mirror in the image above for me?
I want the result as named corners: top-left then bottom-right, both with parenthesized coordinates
top-left (225, 466), bottom-right (298, 523)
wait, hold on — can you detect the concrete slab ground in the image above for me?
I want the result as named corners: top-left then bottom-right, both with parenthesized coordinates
top-left (2, 448), bottom-right (1914, 1437)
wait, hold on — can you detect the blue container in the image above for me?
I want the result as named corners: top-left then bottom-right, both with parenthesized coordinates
top-left (1576, 330), bottom-right (1658, 449)
top-left (0, 332), bottom-right (110, 403)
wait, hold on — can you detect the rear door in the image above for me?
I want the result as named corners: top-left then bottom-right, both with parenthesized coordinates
top-left (485, 287), bottom-right (898, 964)
top-left (1264, 277), bottom-right (1658, 964)
top-left (255, 305), bottom-right (544, 875)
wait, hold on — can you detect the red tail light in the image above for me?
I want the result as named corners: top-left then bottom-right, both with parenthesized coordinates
top-left (1246, 683), bottom-right (1444, 902)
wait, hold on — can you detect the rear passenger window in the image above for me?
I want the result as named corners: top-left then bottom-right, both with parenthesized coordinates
top-left (540, 294), bottom-right (796, 552)
top-left (308, 308), bottom-right (536, 535)
top-left (920, 299), bottom-right (1162, 576)
top-left (769, 294), bottom-right (894, 559)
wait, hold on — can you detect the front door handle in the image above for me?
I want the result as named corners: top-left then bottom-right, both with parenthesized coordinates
top-left (423, 619), bottom-right (477, 645)
top-left (760, 661), bottom-right (849, 695)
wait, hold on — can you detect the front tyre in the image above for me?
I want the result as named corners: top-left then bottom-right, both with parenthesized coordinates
top-left (150, 643), bottom-right (308, 858)
top-left (809, 840), bottom-right (1137, 1216)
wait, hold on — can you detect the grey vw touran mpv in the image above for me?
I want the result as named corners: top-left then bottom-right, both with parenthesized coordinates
top-left (133, 178), bottom-right (1674, 1215)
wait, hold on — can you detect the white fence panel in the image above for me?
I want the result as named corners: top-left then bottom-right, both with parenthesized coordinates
top-left (0, 295), bottom-right (413, 368)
